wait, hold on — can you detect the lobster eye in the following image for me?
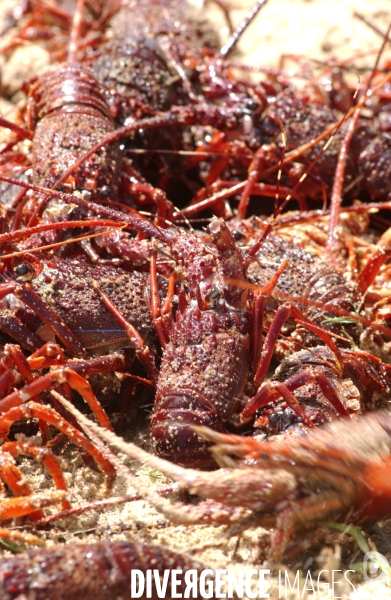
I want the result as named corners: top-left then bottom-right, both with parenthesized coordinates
top-left (268, 412), bottom-right (280, 425)
top-left (100, 186), bottom-right (110, 197)
top-left (232, 229), bottom-right (244, 241)
top-left (14, 263), bottom-right (34, 281)
top-left (210, 287), bottom-right (221, 299)
top-left (245, 98), bottom-right (260, 112)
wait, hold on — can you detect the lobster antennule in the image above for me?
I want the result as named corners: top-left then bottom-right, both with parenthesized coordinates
top-left (0, 175), bottom-right (168, 243)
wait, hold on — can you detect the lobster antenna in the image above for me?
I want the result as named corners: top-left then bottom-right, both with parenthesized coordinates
top-left (0, 224), bottom-right (127, 260)
top-left (353, 11), bottom-right (391, 42)
top-left (220, 0), bottom-right (269, 59)
top-left (173, 206), bottom-right (194, 232)
top-left (366, 15), bottom-right (391, 91)
top-left (327, 15), bottom-right (391, 247)
top-left (68, 0), bottom-right (86, 63)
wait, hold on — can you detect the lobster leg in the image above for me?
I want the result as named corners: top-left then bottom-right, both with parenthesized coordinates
top-left (149, 248), bottom-right (170, 348)
top-left (0, 345), bottom-right (33, 396)
top-left (238, 145), bottom-right (267, 219)
top-left (93, 284), bottom-right (158, 383)
top-left (5, 345), bottom-right (33, 382)
top-left (250, 259), bottom-right (289, 370)
top-left (0, 491), bottom-right (67, 523)
top-left (0, 310), bottom-right (41, 353)
top-left (0, 402), bottom-right (115, 479)
top-left (28, 342), bottom-right (67, 369)
top-left (119, 166), bottom-right (173, 224)
top-left (0, 365), bottom-right (112, 430)
top-left (0, 344), bottom-right (52, 441)
top-left (1, 442), bottom-right (70, 512)
top-left (0, 282), bottom-right (87, 357)
top-left (240, 369), bottom-right (350, 425)
top-left (355, 247), bottom-right (387, 293)
top-left (253, 302), bottom-right (344, 387)
top-left (0, 452), bottom-right (44, 520)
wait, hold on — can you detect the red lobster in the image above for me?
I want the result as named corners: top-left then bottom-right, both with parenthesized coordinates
top-left (147, 215), bottom-right (358, 468)
top-left (0, 540), bottom-right (207, 600)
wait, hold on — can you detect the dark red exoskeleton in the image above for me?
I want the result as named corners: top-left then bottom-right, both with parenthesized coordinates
top-left (150, 217), bottom-right (250, 468)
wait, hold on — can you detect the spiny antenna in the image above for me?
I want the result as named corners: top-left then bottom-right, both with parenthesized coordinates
top-left (68, 0), bottom-right (86, 63)
top-left (327, 15), bottom-right (391, 248)
top-left (220, 0), bottom-right (269, 59)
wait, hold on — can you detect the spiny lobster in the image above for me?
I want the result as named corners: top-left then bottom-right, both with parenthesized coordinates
top-left (0, 191), bottom-right (389, 469)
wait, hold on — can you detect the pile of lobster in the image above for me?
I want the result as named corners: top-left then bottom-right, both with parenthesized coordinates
top-left (0, 0), bottom-right (391, 596)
